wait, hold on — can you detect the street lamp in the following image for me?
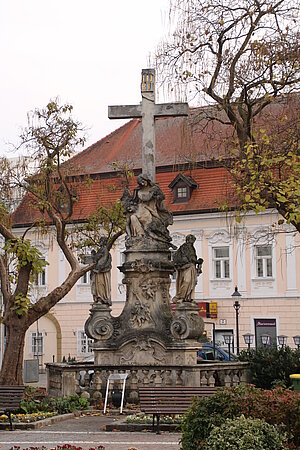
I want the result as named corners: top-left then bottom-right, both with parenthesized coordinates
top-left (261, 334), bottom-right (270, 346)
top-left (243, 333), bottom-right (254, 351)
top-left (293, 335), bottom-right (300, 349)
top-left (223, 334), bottom-right (234, 361)
top-left (277, 335), bottom-right (287, 348)
top-left (232, 286), bottom-right (241, 354)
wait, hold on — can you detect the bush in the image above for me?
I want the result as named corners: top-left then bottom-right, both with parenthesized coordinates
top-left (239, 346), bottom-right (300, 389)
top-left (180, 385), bottom-right (300, 450)
top-left (180, 386), bottom-right (246, 450)
top-left (205, 415), bottom-right (287, 450)
top-left (19, 394), bottom-right (89, 415)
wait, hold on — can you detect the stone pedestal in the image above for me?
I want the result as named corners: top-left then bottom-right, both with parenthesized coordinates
top-left (171, 303), bottom-right (204, 340)
top-left (85, 236), bottom-right (204, 369)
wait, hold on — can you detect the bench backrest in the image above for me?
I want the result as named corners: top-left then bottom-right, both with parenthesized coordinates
top-left (139, 386), bottom-right (217, 414)
top-left (0, 386), bottom-right (25, 411)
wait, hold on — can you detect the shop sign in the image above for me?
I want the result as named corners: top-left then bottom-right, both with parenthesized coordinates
top-left (209, 302), bottom-right (218, 318)
top-left (255, 319), bottom-right (276, 327)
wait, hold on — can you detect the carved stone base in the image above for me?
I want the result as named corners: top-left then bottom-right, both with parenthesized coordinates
top-left (85, 246), bottom-right (203, 370)
top-left (170, 302), bottom-right (204, 340)
top-left (85, 304), bottom-right (114, 342)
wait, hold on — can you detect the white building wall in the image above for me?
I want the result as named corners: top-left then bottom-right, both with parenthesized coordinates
top-left (1, 209), bottom-right (298, 369)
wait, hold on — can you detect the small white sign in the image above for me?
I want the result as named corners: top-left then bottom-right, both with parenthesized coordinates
top-left (104, 373), bottom-right (128, 414)
top-left (219, 319), bottom-right (227, 325)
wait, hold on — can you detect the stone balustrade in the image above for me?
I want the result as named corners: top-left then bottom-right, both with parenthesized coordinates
top-left (46, 361), bottom-right (249, 403)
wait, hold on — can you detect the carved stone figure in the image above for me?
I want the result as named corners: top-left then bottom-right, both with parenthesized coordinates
top-left (130, 294), bottom-right (152, 327)
top-left (172, 234), bottom-right (203, 303)
top-left (91, 237), bottom-right (112, 306)
top-left (122, 174), bottom-right (175, 248)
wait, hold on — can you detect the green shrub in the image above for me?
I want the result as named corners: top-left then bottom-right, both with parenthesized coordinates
top-left (179, 385), bottom-right (300, 450)
top-left (49, 395), bottom-right (89, 414)
top-left (205, 415), bottom-right (287, 450)
top-left (19, 394), bottom-right (89, 415)
top-left (239, 346), bottom-right (300, 389)
top-left (180, 386), bottom-right (247, 450)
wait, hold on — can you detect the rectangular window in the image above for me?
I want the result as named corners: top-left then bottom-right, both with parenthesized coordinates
top-left (77, 330), bottom-right (93, 355)
top-left (177, 187), bottom-right (187, 198)
top-left (255, 245), bottom-right (272, 277)
top-left (33, 259), bottom-right (46, 286)
top-left (81, 271), bottom-right (91, 285)
top-left (34, 270), bottom-right (46, 286)
top-left (31, 332), bottom-right (43, 356)
top-left (213, 247), bottom-right (230, 279)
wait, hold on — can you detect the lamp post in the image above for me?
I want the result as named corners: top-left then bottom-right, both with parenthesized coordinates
top-left (293, 335), bottom-right (300, 349)
top-left (261, 334), bottom-right (270, 346)
top-left (223, 334), bottom-right (233, 360)
top-left (243, 333), bottom-right (254, 351)
top-left (232, 286), bottom-right (241, 355)
top-left (277, 335), bottom-right (287, 348)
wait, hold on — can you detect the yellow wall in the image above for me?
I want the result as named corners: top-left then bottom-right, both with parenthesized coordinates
top-left (17, 210), bottom-right (299, 364)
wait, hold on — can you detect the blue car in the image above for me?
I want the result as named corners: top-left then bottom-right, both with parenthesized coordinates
top-left (197, 343), bottom-right (237, 362)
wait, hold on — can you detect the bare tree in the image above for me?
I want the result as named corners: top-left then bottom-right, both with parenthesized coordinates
top-left (0, 101), bottom-right (125, 385)
top-left (156, 0), bottom-right (300, 230)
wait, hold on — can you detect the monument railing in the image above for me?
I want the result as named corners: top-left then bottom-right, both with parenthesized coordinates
top-left (45, 361), bottom-right (250, 403)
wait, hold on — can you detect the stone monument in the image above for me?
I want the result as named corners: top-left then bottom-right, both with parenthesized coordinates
top-left (85, 69), bottom-right (204, 371)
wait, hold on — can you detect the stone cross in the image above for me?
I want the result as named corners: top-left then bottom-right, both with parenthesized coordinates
top-left (108, 69), bottom-right (189, 183)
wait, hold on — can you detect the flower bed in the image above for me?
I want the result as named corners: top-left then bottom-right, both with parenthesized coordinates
top-left (0, 411), bottom-right (58, 423)
top-left (10, 446), bottom-right (105, 450)
top-left (126, 413), bottom-right (182, 424)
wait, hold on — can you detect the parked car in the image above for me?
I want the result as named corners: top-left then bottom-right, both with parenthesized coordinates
top-left (197, 343), bottom-right (237, 362)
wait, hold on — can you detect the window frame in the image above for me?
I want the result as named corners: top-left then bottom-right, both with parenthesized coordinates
top-left (31, 331), bottom-right (44, 356)
top-left (173, 182), bottom-right (190, 203)
top-left (255, 244), bottom-right (273, 278)
top-left (212, 246), bottom-right (230, 279)
top-left (33, 261), bottom-right (46, 287)
top-left (77, 330), bottom-right (93, 356)
top-left (79, 270), bottom-right (91, 286)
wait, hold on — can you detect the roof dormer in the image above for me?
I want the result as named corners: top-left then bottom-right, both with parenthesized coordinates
top-left (169, 173), bottom-right (198, 203)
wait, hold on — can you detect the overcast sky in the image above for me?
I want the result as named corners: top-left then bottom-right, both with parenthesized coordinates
top-left (0, 0), bottom-right (172, 157)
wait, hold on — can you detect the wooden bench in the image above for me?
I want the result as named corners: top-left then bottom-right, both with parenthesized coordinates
top-left (0, 385), bottom-right (25, 430)
top-left (139, 386), bottom-right (217, 433)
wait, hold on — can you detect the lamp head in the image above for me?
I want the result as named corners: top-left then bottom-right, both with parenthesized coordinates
top-left (293, 335), bottom-right (300, 346)
top-left (243, 333), bottom-right (254, 345)
top-left (223, 334), bottom-right (233, 345)
top-left (232, 286), bottom-right (241, 298)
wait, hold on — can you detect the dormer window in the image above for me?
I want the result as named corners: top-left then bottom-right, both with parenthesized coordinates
top-left (177, 186), bottom-right (188, 198)
top-left (169, 173), bottom-right (198, 204)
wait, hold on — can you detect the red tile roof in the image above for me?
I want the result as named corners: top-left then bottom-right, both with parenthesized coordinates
top-left (65, 108), bottom-right (232, 176)
top-left (13, 97), bottom-right (295, 227)
top-left (12, 167), bottom-right (234, 226)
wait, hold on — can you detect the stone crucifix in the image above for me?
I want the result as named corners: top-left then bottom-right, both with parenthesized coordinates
top-left (108, 69), bottom-right (189, 182)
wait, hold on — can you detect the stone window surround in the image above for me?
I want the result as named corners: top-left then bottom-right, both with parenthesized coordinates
top-left (255, 245), bottom-right (273, 278)
top-left (212, 246), bottom-right (230, 279)
top-left (208, 230), bottom-right (233, 282)
top-left (250, 228), bottom-right (276, 282)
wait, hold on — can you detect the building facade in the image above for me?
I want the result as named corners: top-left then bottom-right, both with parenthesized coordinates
top-left (7, 108), bottom-right (300, 369)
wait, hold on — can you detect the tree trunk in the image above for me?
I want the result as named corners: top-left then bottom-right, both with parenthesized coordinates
top-left (0, 322), bottom-right (26, 385)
